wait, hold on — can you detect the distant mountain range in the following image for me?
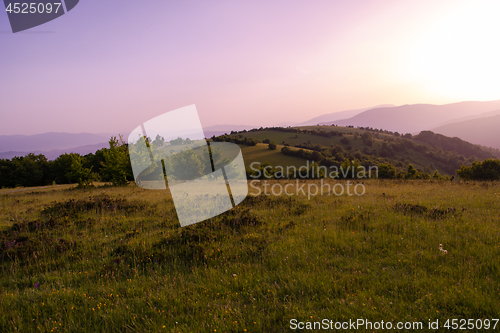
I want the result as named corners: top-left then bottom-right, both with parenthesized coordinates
top-left (0, 132), bottom-right (115, 160)
top-left (0, 142), bottom-right (111, 161)
top-left (0, 132), bottom-right (114, 151)
top-left (295, 104), bottom-right (395, 126)
top-left (3, 99), bottom-right (500, 158)
top-left (431, 108), bottom-right (500, 128)
top-left (432, 112), bottom-right (500, 149)
top-left (198, 105), bottom-right (397, 137)
top-left (330, 100), bottom-right (500, 134)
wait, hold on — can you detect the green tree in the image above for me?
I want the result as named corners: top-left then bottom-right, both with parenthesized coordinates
top-left (378, 163), bottom-right (397, 179)
top-left (0, 159), bottom-right (13, 188)
top-left (340, 158), bottom-right (363, 179)
top-left (51, 153), bottom-right (78, 184)
top-left (83, 149), bottom-right (106, 178)
top-left (308, 162), bottom-right (325, 179)
top-left (405, 164), bottom-right (417, 179)
top-left (268, 141), bottom-right (277, 150)
top-left (170, 149), bottom-right (204, 180)
top-left (68, 154), bottom-right (93, 188)
top-left (456, 159), bottom-right (500, 180)
top-left (101, 136), bottom-right (130, 186)
top-left (10, 154), bottom-right (49, 187)
top-left (340, 137), bottom-right (350, 145)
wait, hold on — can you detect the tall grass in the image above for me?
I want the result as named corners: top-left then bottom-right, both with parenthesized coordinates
top-left (0, 180), bottom-right (499, 332)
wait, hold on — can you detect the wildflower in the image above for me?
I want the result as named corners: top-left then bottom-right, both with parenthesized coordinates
top-left (35, 282), bottom-right (39, 289)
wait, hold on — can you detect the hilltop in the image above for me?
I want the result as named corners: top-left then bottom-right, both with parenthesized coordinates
top-left (213, 125), bottom-right (500, 176)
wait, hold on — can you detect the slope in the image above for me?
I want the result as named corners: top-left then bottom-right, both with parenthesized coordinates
top-left (216, 126), bottom-right (498, 176)
top-left (432, 114), bottom-right (500, 150)
top-left (332, 100), bottom-right (500, 134)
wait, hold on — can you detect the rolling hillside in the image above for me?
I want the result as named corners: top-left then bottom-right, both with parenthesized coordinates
top-left (215, 125), bottom-right (500, 176)
top-left (239, 144), bottom-right (309, 169)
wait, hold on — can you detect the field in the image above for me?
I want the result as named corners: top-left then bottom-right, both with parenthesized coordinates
top-left (1, 180), bottom-right (500, 332)
top-left (238, 144), bottom-right (310, 169)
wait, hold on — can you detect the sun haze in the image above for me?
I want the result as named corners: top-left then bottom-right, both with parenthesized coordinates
top-left (0, 0), bottom-right (499, 135)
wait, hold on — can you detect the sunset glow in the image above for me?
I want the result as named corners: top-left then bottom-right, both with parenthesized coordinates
top-left (408, 0), bottom-right (500, 101)
top-left (1, 0), bottom-right (500, 135)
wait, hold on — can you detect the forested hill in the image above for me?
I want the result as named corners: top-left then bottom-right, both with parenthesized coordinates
top-left (1, 126), bottom-right (499, 189)
top-left (213, 125), bottom-right (500, 176)
top-left (413, 131), bottom-right (500, 160)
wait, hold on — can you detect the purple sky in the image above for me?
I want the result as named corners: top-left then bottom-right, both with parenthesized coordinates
top-left (1, 0), bottom-right (500, 135)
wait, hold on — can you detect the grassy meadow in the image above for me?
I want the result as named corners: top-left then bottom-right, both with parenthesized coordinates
top-left (1, 180), bottom-right (500, 332)
top-left (239, 144), bottom-right (310, 169)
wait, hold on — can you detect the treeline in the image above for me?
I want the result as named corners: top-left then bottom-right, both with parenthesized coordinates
top-left (246, 159), bottom-right (451, 180)
top-left (228, 129), bottom-right (486, 175)
top-left (231, 126), bottom-right (499, 165)
top-left (239, 124), bottom-right (409, 139)
top-left (456, 159), bottom-right (500, 180)
top-left (0, 137), bottom-right (132, 189)
top-left (211, 135), bottom-right (260, 146)
top-left (213, 126), bottom-right (500, 178)
top-left (413, 131), bottom-right (500, 159)
top-left (0, 134), bottom-right (247, 189)
top-left (355, 126), bottom-right (407, 137)
top-left (3, 131), bottom-right (500, 189)
top-left (241, 126), bottom-right (347, 139)
top-left (279, 138), bottom-right (470, 175)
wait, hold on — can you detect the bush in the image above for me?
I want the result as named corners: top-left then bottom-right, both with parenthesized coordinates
top-left (456, 159), bottom-right (500, 180)
top-left (340, 137), bottom-right (350, 145)
top-left (405, 164), bottom-right (417, 179)
top-left (378, 163), bottom-right (397, 179)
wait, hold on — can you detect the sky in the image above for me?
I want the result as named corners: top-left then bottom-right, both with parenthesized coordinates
top-left (1, 0), bottom-right (500, 135)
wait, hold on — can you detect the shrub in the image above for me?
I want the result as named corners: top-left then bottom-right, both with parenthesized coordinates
top-left (340, 137), bottom-right (350, 145)
top-left (456, 159), bottom-right (500, 180)
top-left (378, 163), bottom-right (397, 179)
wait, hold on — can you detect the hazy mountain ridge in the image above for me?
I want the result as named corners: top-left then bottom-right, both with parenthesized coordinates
top-left (432, 114), bottom-right (500, 149)
top-left (0, 132), bottom-right (114, 153)
top-left (3, 99), bottom-right (500, 158)
top-left (296, 104), bottom-right (395, 126)
top-left (330, 100), bottom-right (500, 134)
top-left (0, 142), bottom-right (110, 161)
top-left (431, 108), bottom-right (500, 128)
